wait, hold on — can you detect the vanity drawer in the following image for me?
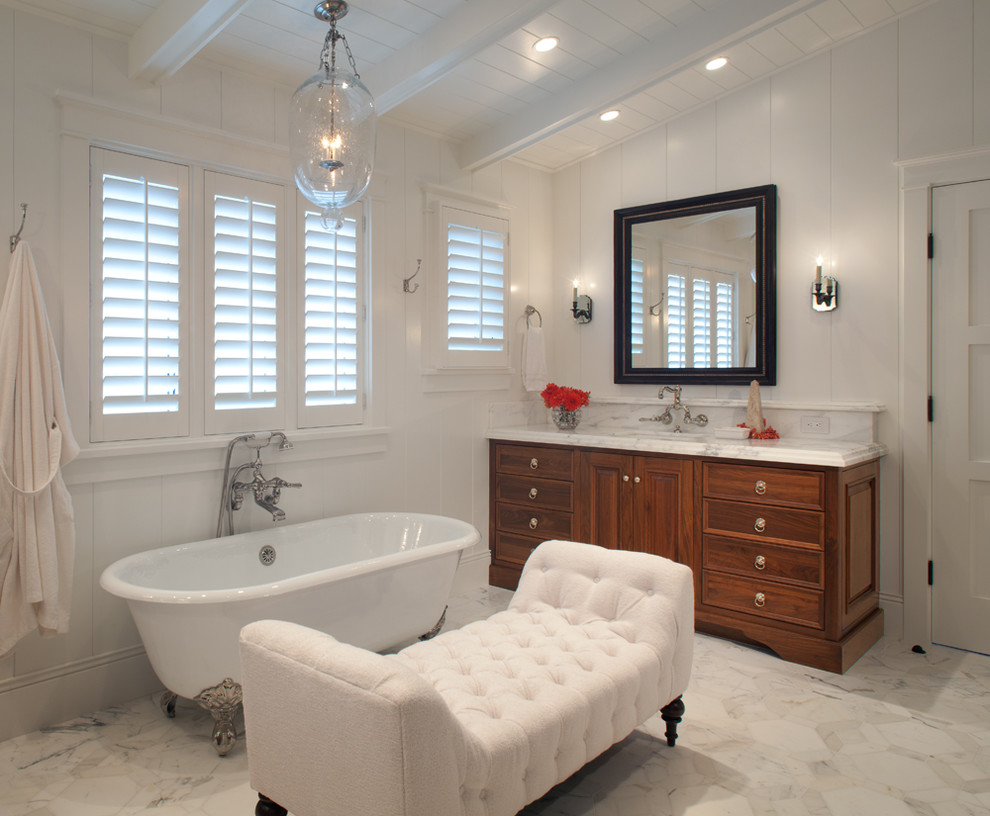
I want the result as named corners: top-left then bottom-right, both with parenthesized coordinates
top-left (493, 531), bottom-right (544, 567)
top-left (495, 503), bottom-right (574, 539)
top-left (495, 444), bottom-right (575, 480)
top-left (703, 463), bottom-right (824, 510)
top-left (702, 572), bottom-right (824, 629)
top-left (703, 499), bottom-right (824, 548)
top-left (703, 535), bottom-right (823, 588)
top-left (495, 474), bottom-right (573, 511)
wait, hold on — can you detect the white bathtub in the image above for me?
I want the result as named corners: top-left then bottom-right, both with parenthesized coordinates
top-left (100, 512), bottom-right (480, 701)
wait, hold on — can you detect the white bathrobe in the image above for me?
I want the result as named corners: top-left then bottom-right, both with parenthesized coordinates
top-left (0, 241), bottom-right (79, 657)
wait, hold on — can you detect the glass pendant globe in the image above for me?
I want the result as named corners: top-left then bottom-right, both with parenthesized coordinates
top-left (289, 65), bottom-right (376, 232)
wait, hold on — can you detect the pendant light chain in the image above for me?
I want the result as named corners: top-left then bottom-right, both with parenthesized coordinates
top-left (318, 20), bottom-right (361, 79)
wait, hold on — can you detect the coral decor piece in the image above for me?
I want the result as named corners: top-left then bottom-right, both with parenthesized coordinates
top-left (740, 379), bottom-right (779, 439)
top-left (540, 383), bottom-right (591, 411)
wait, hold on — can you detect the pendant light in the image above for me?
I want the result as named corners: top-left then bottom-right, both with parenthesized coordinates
top-left (289, 1), bottom-right (377, 233)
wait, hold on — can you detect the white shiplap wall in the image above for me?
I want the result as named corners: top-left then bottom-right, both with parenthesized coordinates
top-left (550, 0), bottom-right (989, 641)
top-left (0, 6), bottom-right (551, 741)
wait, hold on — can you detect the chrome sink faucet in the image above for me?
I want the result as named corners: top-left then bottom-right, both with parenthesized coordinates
top-left (639, 385), bottom-right (708, 432)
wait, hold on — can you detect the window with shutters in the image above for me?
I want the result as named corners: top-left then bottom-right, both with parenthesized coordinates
top-left (204, 172), bottom-right (285, 434)
top-left (297, 204), bottom-right (363, 428)
top-left (630, 256), bottom-right (645, 357)
top-left (89, 148), bottom-right (368, 443)
top-left (430, 195), bottom-right (510, 370)
top-left (90, 148), bottom-right (190, 442)
top-left (665, 262), bottom-right (737, 368)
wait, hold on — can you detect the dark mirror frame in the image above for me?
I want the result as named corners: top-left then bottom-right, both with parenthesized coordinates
top-left (613, 184), bottom-right (777, 385)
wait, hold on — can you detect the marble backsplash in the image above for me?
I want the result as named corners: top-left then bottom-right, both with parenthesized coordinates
top-left (491, 395), bottom-right (883, 443)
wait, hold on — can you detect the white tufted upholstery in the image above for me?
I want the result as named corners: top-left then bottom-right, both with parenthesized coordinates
top-left (240, 540), bottom-right (694, 816)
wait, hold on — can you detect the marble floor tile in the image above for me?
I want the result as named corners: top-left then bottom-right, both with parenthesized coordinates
top-left (2, 587), bottom-right (989, 816)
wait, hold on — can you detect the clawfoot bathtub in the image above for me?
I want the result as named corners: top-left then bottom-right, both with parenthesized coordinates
top-left (100, 512), bottom-right (480, 754)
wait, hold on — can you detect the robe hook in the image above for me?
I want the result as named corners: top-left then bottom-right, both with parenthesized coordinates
top-left (403, 259), bottom-right (421, 293)
top-left (9, 203), bottom-right (27, 254)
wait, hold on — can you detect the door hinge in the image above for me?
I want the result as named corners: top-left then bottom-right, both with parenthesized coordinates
top-left (927, 396), bottom-right (934, 422)
top-left (928, 560), bottom-right (934, 586)
top-left (928, 233), bottom-right (934, 259)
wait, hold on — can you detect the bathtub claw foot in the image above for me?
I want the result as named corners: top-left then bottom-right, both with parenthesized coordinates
top-left (419, 605), bottom-right (447, 641)
top-left (160, 690), bottom-right (178, 719)
top-left (194, 678), bottom-right (243, 756)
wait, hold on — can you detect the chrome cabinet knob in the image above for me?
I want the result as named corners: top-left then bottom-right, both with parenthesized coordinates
top-left (633, 476), bottom-right (641, 483)
top-left (530, 458), bottom-right (539, 470)
top-left (754, 592), bottom-right (766, 608)
top-left (528, 487), bottom-right (539, 500)
top-left (529, 517), bottom-right (539, 530)
top-left (755, 480), bottom-right (767, 495)
top-left (754, 517), bottom-right (766, 533)
top-left (623, 475), bottom-right (630, 482)
top-left (754, 554), bottom-right (766, 570)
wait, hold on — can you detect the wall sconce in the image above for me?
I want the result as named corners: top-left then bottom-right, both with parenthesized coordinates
top-left (811, 255), bottom-right (838, 312)
top-left (571, 281), bottom-right (593, 323)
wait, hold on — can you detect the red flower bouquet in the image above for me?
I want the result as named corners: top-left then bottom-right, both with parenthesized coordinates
top-left (541, 383), bottom-right (590, 411)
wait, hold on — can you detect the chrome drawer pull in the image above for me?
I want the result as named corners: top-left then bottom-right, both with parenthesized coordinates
top-left (754, 555), bottom-right (766, 570)
top-left (754, 517), bottom-right (766, 533)
top-left (528, 487), bottom-right (539, 500)
top-left (529, 517), bottom-right (539, 530)
top-left (755, 480), bottom-right (767, 495)
top-left (754, 592), bottom-right (766, 608)
top-left (530, 458), bottom-right (539, 470)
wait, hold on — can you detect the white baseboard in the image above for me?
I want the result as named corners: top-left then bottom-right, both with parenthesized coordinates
top-left (879, 592), bottom-right (904, 642)
top-left (452, 549), bottom-right (491, 595)
top-left (0, 648), bottom-right (161, 744)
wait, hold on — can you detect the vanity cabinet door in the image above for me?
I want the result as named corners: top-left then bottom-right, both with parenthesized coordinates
top-left (577, 451), bottom-right (693, 565)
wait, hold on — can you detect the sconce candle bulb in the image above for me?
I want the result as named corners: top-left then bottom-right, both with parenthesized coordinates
top-left (571, 280), bottom-right (592, 324)
top-left (811, 255), bottom-right (838, 311)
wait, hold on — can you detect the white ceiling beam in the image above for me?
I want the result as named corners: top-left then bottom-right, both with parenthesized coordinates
top-left (364, 0), bottom-right (560, 115)
top-left (457, 0), bottom-right (823, 170)
top-left (128, 0), bottom-right (251, 83)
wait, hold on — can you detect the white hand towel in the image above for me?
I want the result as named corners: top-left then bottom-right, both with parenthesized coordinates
top-left (522, 326), bottom-right (548, 392)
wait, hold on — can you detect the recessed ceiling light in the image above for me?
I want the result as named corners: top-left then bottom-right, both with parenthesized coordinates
top-left (706, 56), bottom-right (728, 71)
top-left (600, 110), bottom-right (620, 122)
top-left (533, 37), bottom-right (558, 53)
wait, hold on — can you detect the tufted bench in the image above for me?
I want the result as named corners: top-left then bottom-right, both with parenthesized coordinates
top-left (239, 539), bottom-right (694, 816)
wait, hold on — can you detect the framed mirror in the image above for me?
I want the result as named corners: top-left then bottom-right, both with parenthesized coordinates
top-left (614, 184), bottom-right (776, 385)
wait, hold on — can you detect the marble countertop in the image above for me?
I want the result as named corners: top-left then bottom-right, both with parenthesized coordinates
top-left (488, 425), bottom-right (887, 468)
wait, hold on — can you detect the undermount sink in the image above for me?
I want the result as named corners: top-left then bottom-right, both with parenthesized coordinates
top-left (609, 425), bottom-right (712, 437)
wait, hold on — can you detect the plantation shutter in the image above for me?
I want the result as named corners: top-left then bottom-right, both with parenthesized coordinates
top-left (666, 272), bottom-right (686, 367)
top-left (90, 148), bottom-right (189, 442)
top-left (440, 204), bottom-right (509, 367)
top-left (691, 276), bottom-right (711, 367)
top-left (715, 280), bottom-right (734, 367)
top-left (298, 206), bottom-right (363, 428)
top-left (630, 256), bottom-right (645, 356)
top-left (205, 172), bottom-right (283, 433)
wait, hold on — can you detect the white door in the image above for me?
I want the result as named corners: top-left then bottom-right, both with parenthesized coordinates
top-left (932, 178), bottom-right (990, 654)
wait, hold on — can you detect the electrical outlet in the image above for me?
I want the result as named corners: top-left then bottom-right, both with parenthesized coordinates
top-left (801, 415), bottom-right (829, 434)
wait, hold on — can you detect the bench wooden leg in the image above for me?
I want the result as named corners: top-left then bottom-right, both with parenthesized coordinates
top-left (660, 696), bottom-right (685, 747)
top-left (256, 794), bottom-right (288, 816)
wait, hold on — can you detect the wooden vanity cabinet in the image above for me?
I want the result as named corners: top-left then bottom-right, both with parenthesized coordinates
top-left (488, 439), bottom-right (883, 673)
top-left (489, 441), bottom-right (577, 589)
top-left (696, 458), bottom-right (882, 673)
top-left (577, 451), bottom-right (693, 564)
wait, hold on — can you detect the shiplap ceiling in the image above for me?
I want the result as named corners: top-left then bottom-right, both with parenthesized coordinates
top-left (10, 0), bottom-right (931, 172)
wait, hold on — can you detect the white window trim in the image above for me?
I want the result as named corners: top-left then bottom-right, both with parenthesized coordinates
top-left (60, 92), bottom-right (377, 453)
top-left (423, 186), bottom-right (512, 375)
